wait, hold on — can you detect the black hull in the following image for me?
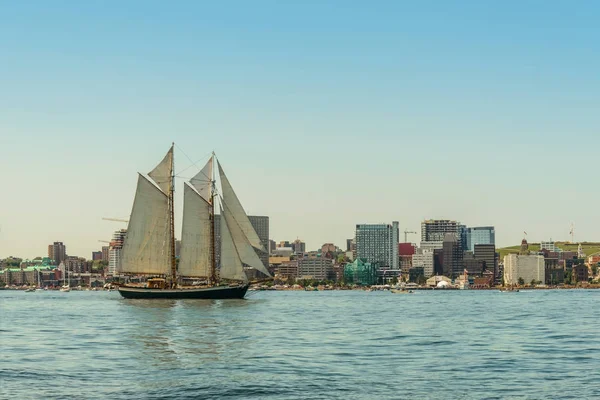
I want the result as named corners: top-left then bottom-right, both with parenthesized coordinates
top-left (118, 285), bottom-right (249, 299)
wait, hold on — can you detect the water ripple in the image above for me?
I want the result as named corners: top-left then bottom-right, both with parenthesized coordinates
top-left (1, 289), bottom-right (599, 399)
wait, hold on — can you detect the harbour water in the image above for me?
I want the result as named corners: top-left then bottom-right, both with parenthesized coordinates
top-left (1, 289), bottom-right (599, 399)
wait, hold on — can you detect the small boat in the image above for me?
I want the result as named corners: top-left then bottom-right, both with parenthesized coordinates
top-left (391, 289), bottom-right (413, 294)
top-left (499, 287), bottom-right (519, 293)
top-left (60, 285), bottom-right (71, 292)
top-left (24, 287), bottom-right (35, 292)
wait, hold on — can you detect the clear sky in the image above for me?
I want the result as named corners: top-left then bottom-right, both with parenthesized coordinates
top-left (1, 1), bottom-right (599, 259)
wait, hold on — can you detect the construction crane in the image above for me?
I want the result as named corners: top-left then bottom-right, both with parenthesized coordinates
top-left (404, 230), bottom-right (417, 243)
top-left (98, 240), bottom-right (110, 244)
top-left (102, 217), bottom-right (128, 223)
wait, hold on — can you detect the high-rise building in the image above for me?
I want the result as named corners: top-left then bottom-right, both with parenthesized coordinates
top-left (214, 215), bottom-right (269, 272)
top-left (292, 239), bottom-right (306, 254)
top-left (346, 238), bottom-right (356, 252)
top-left (109, 229), bottom-right (127, 275)
top-left (433, 249), bottom-right (444, 275)
top-left (421, 220), bottom-right (460, 242)
top-left (474, 244), bottom-right (496, 276)
top-left (355, 222), bottom-right (399, 268)
top-left (91, 251), bottom-right (103, 261)
top-left (48, 242), bottom-right (67, 265)
top-left (101, 246), bottom-right (109, 262)
top-left (442, 233), bottom-right (462, 278)
top-left (466, 227), bottom-right (496, 252)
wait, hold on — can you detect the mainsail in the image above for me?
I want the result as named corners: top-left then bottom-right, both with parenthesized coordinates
top-left (219, 207), bottom-right (248, 282)
top-left (178, 183), bottom-right (212, 278)
top-left (118, 174), bottom-right (171, 275)
top-left (217, 161), bottom-right (267, 252)
top-left (189, 157), bottom-right (213, 202)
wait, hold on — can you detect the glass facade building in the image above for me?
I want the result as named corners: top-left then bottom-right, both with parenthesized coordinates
top-left (355, 222), bottom-right (399, 269)
top-left (466, 226), bottom-right (495, 252)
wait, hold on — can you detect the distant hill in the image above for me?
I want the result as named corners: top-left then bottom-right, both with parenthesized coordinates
top-left (497, 242), bottom-right (600, 260)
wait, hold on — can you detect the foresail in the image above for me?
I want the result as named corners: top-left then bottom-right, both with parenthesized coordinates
top-left (189, 157), bottom-right (213, 202)
top-left (148, 146), bottom-right (173, 194)
top-left (119, 174), bottom-right (171, 275)
top-left (223, 202), bottom-right (272, 277)
top-left (178, 184), bottom-right (211, 278)
top-left (217, 161), bottom-right (266, 252)
top-left (219, 208), bottom-right (247, 282)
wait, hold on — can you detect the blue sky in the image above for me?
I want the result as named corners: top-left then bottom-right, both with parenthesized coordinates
top-left (1, 1), bottom-right (599, 258)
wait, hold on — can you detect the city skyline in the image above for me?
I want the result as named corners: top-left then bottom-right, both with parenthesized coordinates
top-left (1, 1), bottom-right (599, 259)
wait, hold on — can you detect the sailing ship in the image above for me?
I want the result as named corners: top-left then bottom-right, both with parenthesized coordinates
top-left (117, 145), bottom-right (271, 299)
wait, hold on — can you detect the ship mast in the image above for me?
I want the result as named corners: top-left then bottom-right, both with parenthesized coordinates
top-left (209, 153), bottom-right (217, 285)
top-left (169, 143), bottom-right (177, 287)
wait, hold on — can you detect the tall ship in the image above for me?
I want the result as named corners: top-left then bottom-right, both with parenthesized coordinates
top-left (117, 144), bottom-right (271, 299)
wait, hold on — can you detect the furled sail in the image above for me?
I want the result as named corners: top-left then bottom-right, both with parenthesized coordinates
top-left (148, 146), bottom-right (173, 194)
top-left (178, 183), bottom-right (211, 278)
top-left (189, 157), bottom-right (213, 202)
top-left (217, 161), bottom-right (266, 252)
top-left (222, 202), bottom-right (272, 277)
top-left (219, 208), bottom-right (247, 282)
top-left (119, 174), bottom-right (171, 275)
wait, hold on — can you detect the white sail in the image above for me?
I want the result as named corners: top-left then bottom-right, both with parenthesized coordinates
top-left (222, 202), bottom-right (272, 277)
top-left (178, 183), bottom-right (212, 278)
top-left (190, 157), bottom-right (213, 202)
top-left (119, 174), bottom-right (171, 275)
top-left (217, 161), bottom-right (266, 252)
top-left (219, 208), bottom-right (247, 282)
top-left (148, 146), bottom-right (173, 194)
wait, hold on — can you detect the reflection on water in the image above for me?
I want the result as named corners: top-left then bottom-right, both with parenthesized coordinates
top-left (119, 298), bottom-right (255, 366)
top-left (2, 290), bottom-right (600, 399)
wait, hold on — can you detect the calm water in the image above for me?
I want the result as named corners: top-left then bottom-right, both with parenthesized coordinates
top-left (1, 289), bottom-right (599, 399)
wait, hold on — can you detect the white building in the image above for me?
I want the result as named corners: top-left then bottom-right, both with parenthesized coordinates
top-left (355, 222), bottom-right (399, 268)
top-left (540, 241), bottom-right (561, 252)
top-left (503, 253), bottom-right (545, 285)
top-left (108, 229), bottom-right (127, 276)
top-left (412, 249), bottom-right (434, 277)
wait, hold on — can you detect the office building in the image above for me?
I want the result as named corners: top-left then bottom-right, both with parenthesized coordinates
top-left (474, 244), bottom-right (496, 275)
top-left (275, 260), bottom-right (298, 279)
top-left (463, 252), bottom-right (484, 275)
top-left (412, 249), bottom-right (434, 277)
top-left (466, 227), bottom-right (495, 252)
top-left (64, 256), bottom-right (90, 274)
top-left (421, 220), bottom-right (461, 242)
top-left (292, 239), bottom-right (306, 254)
top-left (298, 257), bottom-right (333, 281)
top-left (101, 246), bottom-right (109, 262)
top-left (346, 238), bottom-right (356, 252)
top-left (92, 251), bottom-right (103, 261)
top-left (48, 242), bottom-right (67, 265)
top-left (442, 233), bottom-right (462, 278)
top-left (503, 253), bottom-right (545, 285)
top-left (355, 222), bottom-right (399, 268)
